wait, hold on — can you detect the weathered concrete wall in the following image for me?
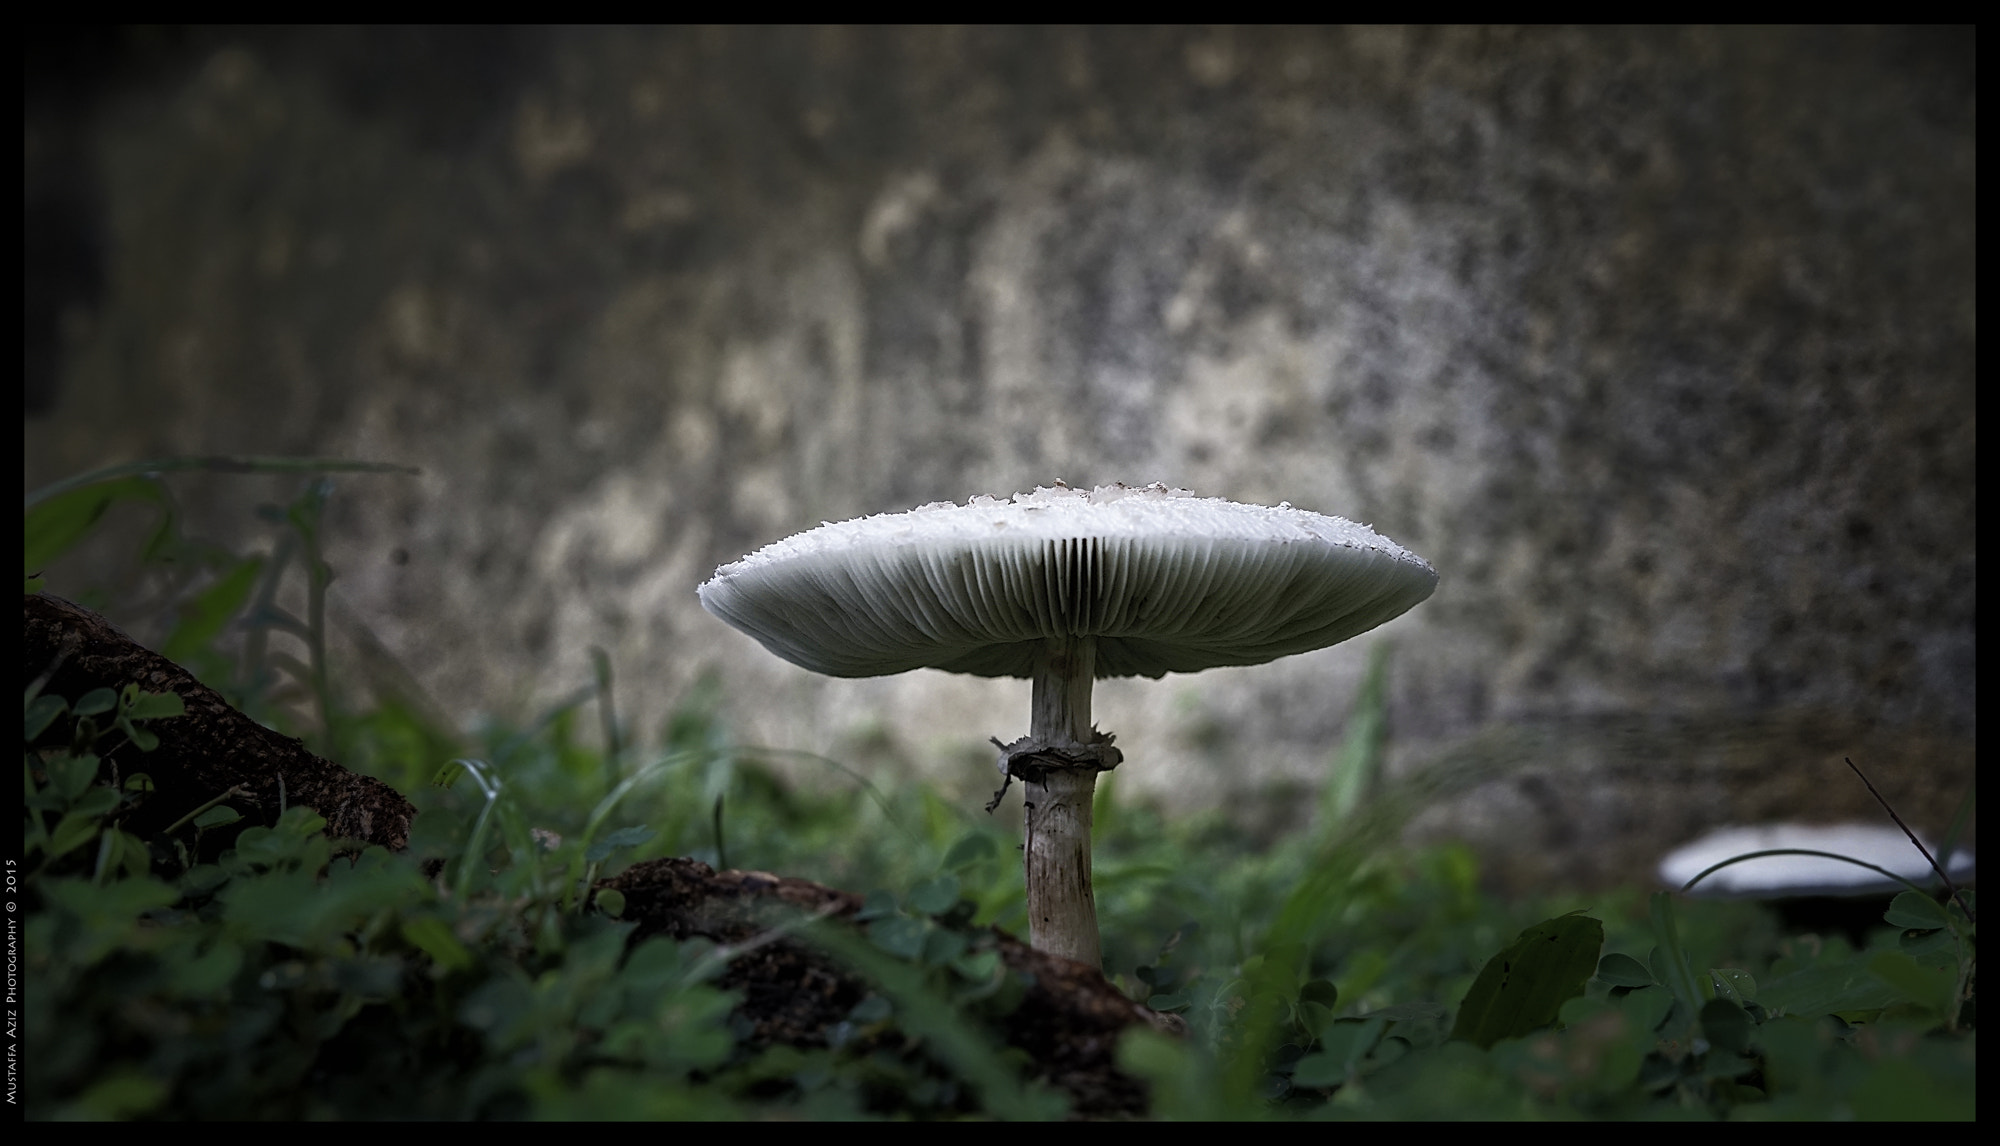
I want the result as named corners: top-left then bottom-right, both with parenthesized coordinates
top-left (26, 27), bottom-right (1975, 887)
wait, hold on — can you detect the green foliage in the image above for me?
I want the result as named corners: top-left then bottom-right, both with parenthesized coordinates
top-left (25, 476), bottom-right (168, 579)
top-left (23, 463), bottom-right (1978, 1119)
top-left (804, 918), bottom-right (1069, 1120)
top-left (26, 686), bottom-right (745, 1119)
top-left (1451, 911), bottom-right (1605, 1048)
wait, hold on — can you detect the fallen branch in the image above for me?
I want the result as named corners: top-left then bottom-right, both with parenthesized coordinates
top-left (597, 857), bottom-right (1182, 1118)
top-left (24, 592), bottom-right (414, 851)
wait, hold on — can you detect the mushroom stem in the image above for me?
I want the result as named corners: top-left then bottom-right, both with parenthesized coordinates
top-left (1025, 635), bottom-right (1102, 968)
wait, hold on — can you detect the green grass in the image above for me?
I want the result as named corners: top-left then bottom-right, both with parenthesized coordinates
top-left (20, 462), bottom-right (1977, 1119)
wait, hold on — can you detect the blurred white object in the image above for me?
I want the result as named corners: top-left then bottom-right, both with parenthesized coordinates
top-left (1659, 823), bottom-right (1975, 898)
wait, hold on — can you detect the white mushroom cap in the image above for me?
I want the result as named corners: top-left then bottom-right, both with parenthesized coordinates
top-left (698, 483), bottom-right (1438, 679)
top-left (1659, 823), bottom-right (1976, 898)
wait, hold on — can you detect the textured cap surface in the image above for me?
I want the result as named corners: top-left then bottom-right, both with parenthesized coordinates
top-left (698, 483), bottom-right (1438, 679)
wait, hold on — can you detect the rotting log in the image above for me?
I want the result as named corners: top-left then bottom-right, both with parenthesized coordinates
top-left (24, 592), bottom-right (414, 851)
top-left (598, 857), bottom-right (1182, 1118)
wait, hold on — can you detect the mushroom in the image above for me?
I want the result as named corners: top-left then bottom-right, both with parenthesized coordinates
top-left (697, 481), bottom-right (1438, 967)
top-left (1660, 823), bottom-right (1977, 899)
top-left (1659, 822), bottom-right (1977, 945)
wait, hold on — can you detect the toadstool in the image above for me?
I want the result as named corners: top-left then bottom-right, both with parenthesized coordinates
top-left (697, 481), bottom-right (1438, 968)
top-left (1659, 822), bottom-right (1977, 944)
top-left (1660, 822), bottom-right (1976, 899)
